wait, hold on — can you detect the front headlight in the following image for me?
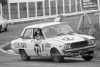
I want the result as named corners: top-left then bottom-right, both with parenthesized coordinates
top-left (88, 39), bottom-right (95, 45)
top-left (64, 43), bottom-right (71, 50)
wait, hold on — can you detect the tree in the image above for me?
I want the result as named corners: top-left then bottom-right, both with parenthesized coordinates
top-left (0, 0), bottom-right (7, 5)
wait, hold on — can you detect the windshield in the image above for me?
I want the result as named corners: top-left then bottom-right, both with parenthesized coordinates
top-left (43, 23), bottom-right (75, 38)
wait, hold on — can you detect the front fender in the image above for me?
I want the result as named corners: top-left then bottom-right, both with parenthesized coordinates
top-left (50, 42), bottom-right (65, 56)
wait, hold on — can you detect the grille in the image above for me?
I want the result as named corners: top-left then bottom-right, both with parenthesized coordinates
top-left (71, 41), bottom-right (88, 49)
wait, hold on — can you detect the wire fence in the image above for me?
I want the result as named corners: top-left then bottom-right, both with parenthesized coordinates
top-left (0, 0), bottom-right (99, 23)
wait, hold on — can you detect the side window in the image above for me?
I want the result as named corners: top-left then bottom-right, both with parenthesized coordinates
top-left (33, 28), bottom-right (44, 39)
top-left (23, 29), bottom-right (33, 39)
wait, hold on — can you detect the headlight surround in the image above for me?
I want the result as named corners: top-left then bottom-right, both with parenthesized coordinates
top-left (64, 43), bottom-right (71, 50)
top-left (88, 39), bottom-right (95, 45)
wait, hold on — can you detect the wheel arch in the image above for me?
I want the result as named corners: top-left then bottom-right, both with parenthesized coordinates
top-left (19, 49), bottom-right (26, 54)
top-left (50, 47), bottom-right (64, 62)
top-left (19, 49), bottom-right (30, 61)
top-left (50, 47), bottom-right (64, 56)
top-left (50, 47), bottom-right (58, 53)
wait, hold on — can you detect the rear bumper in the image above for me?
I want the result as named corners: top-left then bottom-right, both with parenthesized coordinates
top-left (62, 44), bottom-right (96, 57)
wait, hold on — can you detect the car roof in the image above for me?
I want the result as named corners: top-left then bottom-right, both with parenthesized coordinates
top-left (25, 22), bottom-right (67, 29)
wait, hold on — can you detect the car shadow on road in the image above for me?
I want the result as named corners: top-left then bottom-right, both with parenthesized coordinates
top-left (19, 57), bottom-right (86, 63)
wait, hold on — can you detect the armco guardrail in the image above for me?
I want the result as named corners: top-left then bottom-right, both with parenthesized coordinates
top-left (7, 10), bottom-right (99, 24)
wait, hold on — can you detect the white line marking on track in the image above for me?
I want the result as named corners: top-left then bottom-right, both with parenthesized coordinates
top-left (0, 42), bottom-right (18, 55)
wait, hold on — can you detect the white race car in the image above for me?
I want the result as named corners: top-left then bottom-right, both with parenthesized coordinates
top-left (11, 22), bottom-right (96, 62)
top-left (0, 15), bottom-right (8, 32)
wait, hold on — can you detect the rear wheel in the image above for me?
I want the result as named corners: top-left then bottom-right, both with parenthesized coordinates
top-left (81, 51), bottom-right (94, 61)
top-left (0, 29), bottom-right (1, 33)
top-left (19, 50), bottom-right (30, 61)
top-left (0, 25), bottom-right (2, 33)
top-left (4, 25), bottom-right (8, 31)
top-left (51, 48), bottom-right (64, 62)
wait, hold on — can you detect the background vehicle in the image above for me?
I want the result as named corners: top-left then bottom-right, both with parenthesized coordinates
top-left (0, 15), bottom-right (8, 33)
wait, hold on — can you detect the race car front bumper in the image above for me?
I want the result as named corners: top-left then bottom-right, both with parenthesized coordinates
top-left (62, 44), bottom-right (96, 57)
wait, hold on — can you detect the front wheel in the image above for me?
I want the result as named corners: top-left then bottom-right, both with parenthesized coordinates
top-left (20, 50), bottom-right (30, 61)
top-left (51, 49), bottom-right (64, 62)
top-left (81, 51), bottom-right (94, 61)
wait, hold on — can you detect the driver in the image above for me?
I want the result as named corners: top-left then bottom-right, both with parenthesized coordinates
top-left (34, 29), bottom-right (43, 40)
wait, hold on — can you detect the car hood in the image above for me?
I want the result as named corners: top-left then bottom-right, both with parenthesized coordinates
top-left (52, 33), bottom-right (95, 44)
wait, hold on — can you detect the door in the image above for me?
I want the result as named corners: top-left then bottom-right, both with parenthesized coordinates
top-left (32, 28), bottom-right (44, 56)
top-left (33, 28), bottom-right (51, 56)
top-left (21, 28), bottom-right (37, 56)
top-left (37, 40), bottom-right (51, 57)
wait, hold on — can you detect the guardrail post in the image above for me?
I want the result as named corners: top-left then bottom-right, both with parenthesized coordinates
top-left (98, 0), bottom-right (100, 29)
top-left (0, 3), bottom-right (3, 15)
top-left (8, 3), bottom-right (11, 20)
top-left (62, 0), bottom-right (65, 14)
top-left (80, 0), bottom-right (83, 11)
top-left (49, 0), bottom-right (51, 15)
top-left (75, 0), bottom-right (78, 12)
top-left (17, 2), bottom-right (20, 19)
top-left (55, 0), bottom-right (58, 15)
top-left (26, 2), bottom-right (29, 18)
top-left (69, 0), bottom-right (71, 12)
top-left (43, 1), bottom-right (45, 16)
top-left (35, 1), bottom-right (37, 17)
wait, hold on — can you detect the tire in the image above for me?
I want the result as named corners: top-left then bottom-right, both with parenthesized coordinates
top-left (0, 25), bottom-right (2, 33)
top-left (4, 27), bottom-right (7, 31)
top-left (81, 51), bottom-right (94, 61)
top-left (51, 48), bottom-right (64, 62)
top-left (4, 25), bottom-right (8, 31)
top-left (19, 50), bottom-right (30, 61)
top-left (0, 29), bottom-right (1, 33)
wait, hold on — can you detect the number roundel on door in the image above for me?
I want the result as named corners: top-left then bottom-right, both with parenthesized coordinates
top-left (34, 44), bottom-right (41, 56)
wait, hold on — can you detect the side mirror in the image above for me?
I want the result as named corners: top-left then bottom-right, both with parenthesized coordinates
top-left (20, 36), bottom-right (23, 38)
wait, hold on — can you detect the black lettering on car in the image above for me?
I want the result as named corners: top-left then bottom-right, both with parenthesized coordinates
top-left (34, 44), bottom-right (41, 56)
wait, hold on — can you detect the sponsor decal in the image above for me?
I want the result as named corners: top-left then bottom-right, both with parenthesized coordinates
top-left (42, 43), bottom-right (44, 51)
top-left (34, 44), bottom-right (41, 56)
top-left (14, 42), bottom-right (27, 48)
top-left (45, 43), bottom-right (50, 48)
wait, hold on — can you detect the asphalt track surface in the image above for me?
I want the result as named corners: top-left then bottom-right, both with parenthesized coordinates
top-left (0, 21), bottom-right (100, 67)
